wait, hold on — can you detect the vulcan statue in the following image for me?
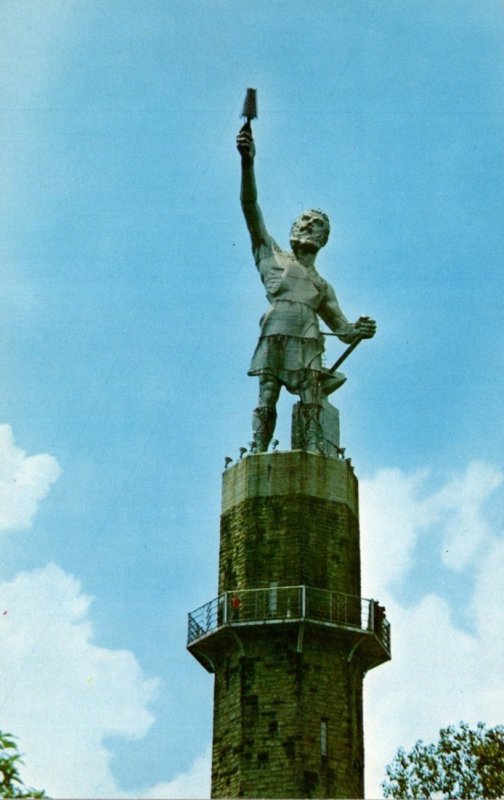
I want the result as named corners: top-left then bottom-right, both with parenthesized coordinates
top-left (237, 122), bottom-right (376, 454)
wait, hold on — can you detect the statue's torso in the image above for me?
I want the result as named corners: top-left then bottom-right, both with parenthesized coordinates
top-left (254, 239), bottom-right (326, 339)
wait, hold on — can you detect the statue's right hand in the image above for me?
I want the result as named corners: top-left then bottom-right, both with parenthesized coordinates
top-left (236, 127), bottom-right (255, 162)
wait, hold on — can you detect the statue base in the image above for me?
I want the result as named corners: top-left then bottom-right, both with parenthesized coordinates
top-left (291, 398), bottom-right (341, 457)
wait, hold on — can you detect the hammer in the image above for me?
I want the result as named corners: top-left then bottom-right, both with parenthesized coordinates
top-left (322, 318), bottom-right (372, 372)
top-left (241, 87), bottom-right (258, 132)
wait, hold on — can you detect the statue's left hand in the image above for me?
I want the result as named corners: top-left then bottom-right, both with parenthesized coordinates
top-left (354, 315), bottom-right (377, 339)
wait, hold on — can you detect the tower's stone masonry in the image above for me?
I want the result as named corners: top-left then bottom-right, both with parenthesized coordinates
top-left (211, 628), bottom-right (365, 798)
top-left (187, 450), bottom-right (391, 799)
top-left (219, 493), bottom-right (360, 597)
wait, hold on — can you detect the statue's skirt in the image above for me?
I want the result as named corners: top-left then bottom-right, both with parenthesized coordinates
top-left (248, 334), bottom-right (323, 394)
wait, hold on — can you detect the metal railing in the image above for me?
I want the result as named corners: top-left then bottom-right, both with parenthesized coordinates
top-left (187, 585), bottom-right (390, 653)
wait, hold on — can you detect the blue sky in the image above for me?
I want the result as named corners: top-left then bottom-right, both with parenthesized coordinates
top-left (0, 1), bottom-right (502, 797)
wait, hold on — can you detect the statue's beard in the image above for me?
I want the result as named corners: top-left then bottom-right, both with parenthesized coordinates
top-left (290, 235), bottom-right (322, 253)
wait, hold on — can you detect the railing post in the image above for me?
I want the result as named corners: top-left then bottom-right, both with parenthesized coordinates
top-left (223, 592), bottom-right (228, 624)
top-left (301, 585), bottom-right (306, 619)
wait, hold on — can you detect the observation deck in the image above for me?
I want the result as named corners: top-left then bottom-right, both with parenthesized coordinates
top-left (187, 584), bottom-right (391, 673)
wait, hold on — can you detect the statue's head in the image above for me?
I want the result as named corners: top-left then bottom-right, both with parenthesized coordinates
top-left (290, 209), bottom-right (330, 252)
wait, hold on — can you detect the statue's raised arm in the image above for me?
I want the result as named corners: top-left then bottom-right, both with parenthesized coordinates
top-left (236, 125), bottom-right (270, 252)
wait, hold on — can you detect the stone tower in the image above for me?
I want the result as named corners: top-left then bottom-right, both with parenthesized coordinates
top-left (187, 405), bottom-right (391, 798)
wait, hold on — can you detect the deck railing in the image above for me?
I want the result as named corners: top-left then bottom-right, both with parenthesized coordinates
top-left (187, 585), bottom-right (390, 654)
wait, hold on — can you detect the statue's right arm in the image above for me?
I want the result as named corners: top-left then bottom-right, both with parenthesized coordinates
top-left (237, 127), bottom-right (270, 252)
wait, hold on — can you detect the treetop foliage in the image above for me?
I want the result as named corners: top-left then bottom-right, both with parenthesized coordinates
top-left (383, 721), bottom-right (504, 799)
top-left (0, 732), bottom-right (46, 799)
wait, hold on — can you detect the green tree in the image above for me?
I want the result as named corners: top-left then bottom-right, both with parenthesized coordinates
top-left (383, 722), bottom-right (504, 799)
top-left (0, 732), bottom-right (46, 799)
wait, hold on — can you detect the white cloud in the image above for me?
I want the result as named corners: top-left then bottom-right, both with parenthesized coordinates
top-left (140, 745), bottom-right (212, 800)
top-left (431, 461), bottom-right (503, 571)
top-left (0, 563), bottom-right (159, 798)
top-left (0, 424), bottom-right (61, 532)
top-left (359, 466), bottom-right (438, 595)
top-left (361, 462), bottom-right (504, 797)
top-left (0, 561), bottom-right (212, 799)
top-left (360, 460), bottom-right (503, 595)
top-left (470, 535), bottom-right (504, 684)
top-left (0, 425), bottom-right (212, 798)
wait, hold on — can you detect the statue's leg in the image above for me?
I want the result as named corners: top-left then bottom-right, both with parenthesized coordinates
top-left (299, 375), bottom-right (322, 406)
top-left (298, 375), bottom-right (325, 454)
top-left (252, 376), bottom-right (280, 452)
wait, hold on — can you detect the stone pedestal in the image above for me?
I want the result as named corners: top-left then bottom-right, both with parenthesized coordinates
top-left (219, 452), bottom-right (359, 598)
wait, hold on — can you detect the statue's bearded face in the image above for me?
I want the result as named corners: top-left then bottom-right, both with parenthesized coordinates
top-left (290, 210), bottom-right (330, 251)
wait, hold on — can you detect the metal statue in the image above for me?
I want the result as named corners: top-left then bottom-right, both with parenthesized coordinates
top-left (237, 90), bottom-right (376, 453)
